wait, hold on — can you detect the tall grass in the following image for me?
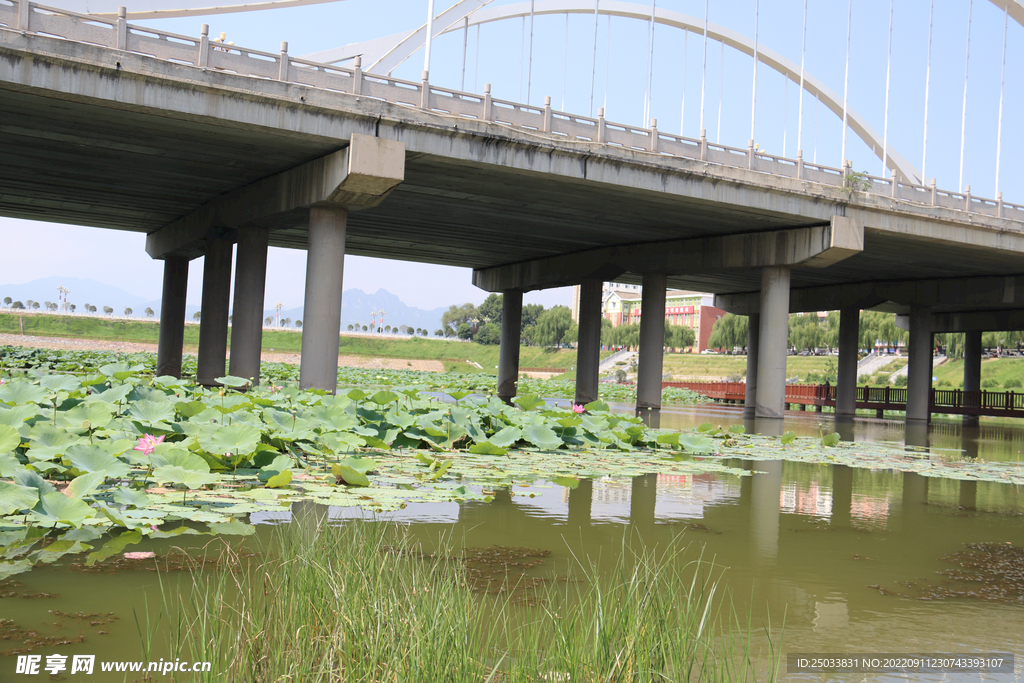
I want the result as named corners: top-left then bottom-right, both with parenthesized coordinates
top-left (165, 520), bottom-right (780, 682)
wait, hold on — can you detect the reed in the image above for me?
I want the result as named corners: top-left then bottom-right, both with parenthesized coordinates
top-left (166, 520), bottom-right (779, 682)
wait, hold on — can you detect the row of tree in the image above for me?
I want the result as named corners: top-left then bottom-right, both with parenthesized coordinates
top-left (706, 310), bottom-right (1022, 357)
top-left (1, 297), bottom-right (161, 318)
top-left (439, 294), bottom-right (698, 349)
top-left (346, 323), bottom-right (427, 335)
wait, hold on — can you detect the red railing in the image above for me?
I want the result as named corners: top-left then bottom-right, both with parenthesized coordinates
top-left (665, 381), bottom-right (1024, 418)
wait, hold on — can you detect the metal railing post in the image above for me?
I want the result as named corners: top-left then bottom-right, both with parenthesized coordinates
top-left (198, 24), bottom-right (210, 68)
top-left (997, 191), bottom-right (1004, 218)
top-left (930, 178), bottom-right (937, 206)
top-left (747, 139), bottom-right (755, 170)
top-left (352, 56), bottom-right (363, 96)
top-left (699, 129), bottom-right (708, 161)
top-left (543, 96), bottom-right (552, 133)
top-left (483, 83), bottom-right (493, 122)
top-left (116, 7), bottom-right (127, 50)
top-left (796, 150), bottom-right (804, 180)
top-left (278, 41), bottom-right (289, 81)
top-left (420, 70), bottom-right (430, 109)
top-left (891, 170), bottom-right (898, 199)
top-left (649, 118), bottom-right (659, 153)
top-left (964, 184), bottom-right (971, 211)
top-left (597, 107), bottom-right (607, 143)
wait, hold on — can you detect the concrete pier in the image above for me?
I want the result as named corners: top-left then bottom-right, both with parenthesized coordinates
top-left (906, 307), bottom-right (933, 423)
top-left (497, 290), bottom-right (523, 404)
top-left (196, 237), bottom-right (233, 386)
top-left (836, 307), bottom-right (859, 418)
top-left (299, 206), bottom-right (347, 392)
top-left (755, 266), bottom-right (791, 420)
top-left (744, 313), bottom-right (760, 419)
top-left (963, 330), bottom-right (982, 428)
top-left (228, 226), bottom-right (269, 385)
top-left (156, 256), bottom-right (189, 378)
top-left (574, 280), bottom-right (602, 407)
top-left (636, 273), bottom-right (667, 427)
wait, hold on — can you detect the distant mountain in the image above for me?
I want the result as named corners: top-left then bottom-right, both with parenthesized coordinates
top-left (270, 288), bottom-right (446, 332)
top-left (0, 278), bottom-right (446, 331)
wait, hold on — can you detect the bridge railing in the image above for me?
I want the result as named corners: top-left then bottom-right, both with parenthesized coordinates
top-left (3, 0), bottom-right (1023, 226)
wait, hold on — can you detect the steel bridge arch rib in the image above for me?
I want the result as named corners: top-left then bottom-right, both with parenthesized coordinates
top-left (311, 0), bottom-right (941, 183)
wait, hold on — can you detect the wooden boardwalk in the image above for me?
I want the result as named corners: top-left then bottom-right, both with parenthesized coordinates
top-left (664, 381), bottom-right (1024, 419)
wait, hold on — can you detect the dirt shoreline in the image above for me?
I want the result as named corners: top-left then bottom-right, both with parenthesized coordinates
top-left (0, 333), bottom-right (446, 372)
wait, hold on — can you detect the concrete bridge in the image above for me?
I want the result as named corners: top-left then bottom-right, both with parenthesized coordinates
top-left (2, 1), bottom-right (1024, 430)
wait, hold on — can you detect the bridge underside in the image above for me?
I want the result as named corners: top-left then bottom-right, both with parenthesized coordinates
top-left (1, 75), bottom-right (1023, 306)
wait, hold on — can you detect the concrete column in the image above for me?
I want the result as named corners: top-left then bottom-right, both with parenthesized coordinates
top-left (963, 330), bottom-right (982, 428)
top-left (836, 307), bottom-right (860, 418)
top-left (906, 307), bottom-right (933, 423)
top-left (744, 313), bottom-right (760, 419)
top-left (196, 237), bottom-right (233, 386)
top-left (299, 206), bottom-right (347, 392)
top-left (629, 473), bottom-right (657, 533)
top-left (497, 290), bottom-right (523, 404)
top-left (228, 227), bottom-right (269, 385)
top-left (156, 256), bottom-right (189, 378)
top-left (635, 272), bottom-right (667, 427)
top-left (755, 266), bottom-right (791, 420)
top-left (574, 280), bottom-right (602, 407)
top-left (567, 478), bottom-right (593, 527)
top-left (750, 460), bottom-right (782, 564)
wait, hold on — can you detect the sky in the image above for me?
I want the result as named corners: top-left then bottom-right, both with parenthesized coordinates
top-left (3, 0), bottom-right (1021, 311)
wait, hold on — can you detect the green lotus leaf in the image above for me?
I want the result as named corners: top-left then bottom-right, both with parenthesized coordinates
top-left (59, 402), bottom-right (114, 432)
top-left (207, 521), bottom-right (255, 536)
top-left (346, 389), bottom-right (369, 401)
top-left (821, 432), bottom-right (841, 447)
top-left (198, 424), bottom-right (263, 456)
top-left (65, 444), bottom-right (131, 479)
top-left (522, 424), bottom-right (563, 450)
top-left (89, 384), bottom-right (133, 404)
top-left (780, 431), bottom-right (797, 445)
top-left (0, 481), bottom-right (39, 515)
top-left (552, 476), bottom-right (580, 489)
top-left (152, 465), bottom-right (220, 489)
top-left (30, 539), bottom-right (91, 565)
top-left (0, 559), bottom-right (33, 581)
top-left (13, 469), bottom-right (55, 496)
top-left (29, 492), bottom-right (94, 527)
top-left (86, 529), bottom-right (142, 565)
top-left (65, 471), bottom-right (107, 499)
top-left (40, 375), bottom-right (82, 393)
top-left (678, 434), bottom-right (717, 454)
top-left (0, 404), bottom-right (39, 427)
top-left (513, 395), bottom-right (545, 411)
top-left (413, 452), bottom-right (435, 466)
top-left (337, 457), bottom-right (376, 474)
top-left (318, 432), bottom-right (366, 453)
top-left (0, 453), bottom-right (21, 477)
top-left (215, 375), bottom-right (251, 388)
top-left (0, 424), bottom-right (20, 453)
top-left (468, 442), bottom-right (507, 456)
top-left (331, 464), bottom-right (369, 487)
top-left (0, 381), bottom-right (47, 406)
top-left (175, 401), bottom-right (207, 418)
top-left (696, 423), bottom-right (719, 434)
top-left (368, 390), bottom-right (399, 406)
top-left (445, 390), bottom-right (472, 401)
top-left (26, 424), bottom-right (83, 461)
top-left (111, 487), bottom-right (152, 508)
top-left (728, 424), bottom-right (747, 435)
top-left (657, 433), bottom-right (680, 446)
top-left (128, 400), bottom-right (176, 425)
top-left (428, 459), bottom-right (453, 481)
top-left (585, 399), bottom-right (610, 413)
top-left (265, 470), bottom-right (293, 489)
top-left (258, 454), bottom-right (295, 482)
top-left (488, 426), bottom-right (522, 448)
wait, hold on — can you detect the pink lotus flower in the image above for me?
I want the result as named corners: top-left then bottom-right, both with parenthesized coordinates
top-left (134, 434), bottom-right (165, 456)
top-left (123, 551), bottom-right (155, 560)
top-left (572, 404), bottom-right (585, 414)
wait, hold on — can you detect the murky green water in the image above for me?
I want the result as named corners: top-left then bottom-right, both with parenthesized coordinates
top-left (3, 405), bottom-right (1023, 681)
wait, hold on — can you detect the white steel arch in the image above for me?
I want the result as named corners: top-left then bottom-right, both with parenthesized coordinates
top-left (310, 0), bottom-right (926, 182)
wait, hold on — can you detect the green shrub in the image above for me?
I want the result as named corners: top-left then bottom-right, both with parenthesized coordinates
top-left (1004, 378), bottom-right (1022, 389)
top-left (982, 378), bottom-right (999, 389)
top-left (894, 374), bottom-right (908, 387)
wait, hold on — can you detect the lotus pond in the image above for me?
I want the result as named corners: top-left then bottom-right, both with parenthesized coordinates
top-left (1, 350), bottom-right (1023, 680)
